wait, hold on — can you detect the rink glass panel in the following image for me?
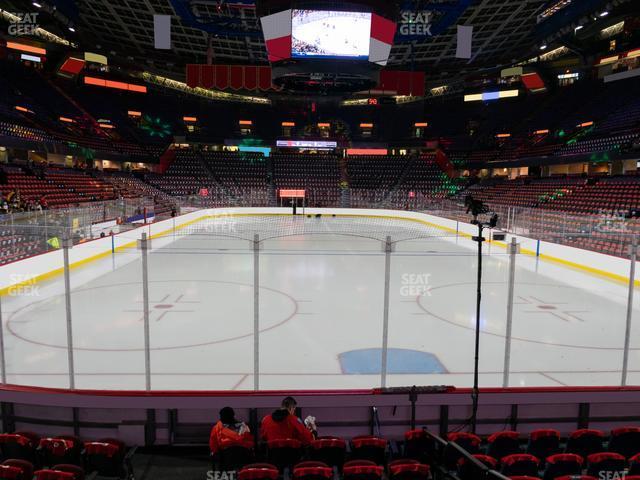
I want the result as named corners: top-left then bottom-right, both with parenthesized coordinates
top-left (145, 217), bottom-right (254, 391)
top-left (257, 216), bottom-right (386, 390)
top-left (509, 236), bottom-right (629, 387)
top-left (386, 232), bottom-right (498, 388)
top-left (2, 234), bottom-right (75, 388)
top-left (67, 231), bottom-right (145, 390)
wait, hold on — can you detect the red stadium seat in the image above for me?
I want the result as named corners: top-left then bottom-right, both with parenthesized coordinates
top-left (403, 429), bottom-right (436, 464)
top-left (565, 430), bottom-right (605, 459)
top-left (217, 441), bottom-right (254, 472)
top-left (310, 437), bottom-right (346, 470)
top-left (388, 459), bottom-right (430, 480)
top-left (38, 436), bottom-right (82, 467)
top-left (343, 460), bottom-right (384, 480)
top-left (266, 438), bottom-right (303, 472)
top-left (444, 432), bottom-right (481, 469)
top-left (488, 431), bottom-right (521, 460)
top-left (33, 470), bottom-right (77, 480)
top-left (0, 459), bottom-right (34, 480)
top-left (292, 461), bottom-right (333, 480)
top-left (501, 454), bottom-right (540, 478)
top-left (50, 465), bottom-right (84, 480)
top-left (350, 436), bottom-right (387, 465)
top-left (543, 453), bottom-right (583, 480)
top-left (0, 432), bottom-right (39, 463)
top-left (458, 454), bottom-right (497, 480)
top-left (82, 438), bottom-right (127, 478)
top-left (630, 453), bottom-right (640, 475)
top-left (238, 463), bottom-right (279, 480)
top-left (528, 430), bottom-right (561, 461)
top-left (609, 427), bottom-right (640, 458)
top-left (554, 476), bottom-right (597, 480)
top-left (586, 452), bottom-right (626, 478)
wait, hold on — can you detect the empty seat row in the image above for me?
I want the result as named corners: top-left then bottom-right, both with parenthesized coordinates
top-left (0, 432), bottom-right (133, 479)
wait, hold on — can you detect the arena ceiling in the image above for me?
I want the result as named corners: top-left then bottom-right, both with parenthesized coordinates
top-left (0, 0), bottom-right (623, 83)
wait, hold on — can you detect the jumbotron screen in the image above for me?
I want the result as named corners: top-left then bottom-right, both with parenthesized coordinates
top-left (291, 10), bottom-right (372, 59)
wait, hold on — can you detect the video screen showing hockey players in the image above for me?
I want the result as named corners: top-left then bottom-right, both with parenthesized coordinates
top-left (291, 10), bottom-right (372, 59)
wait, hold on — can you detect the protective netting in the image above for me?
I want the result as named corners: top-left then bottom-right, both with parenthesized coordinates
top-left (174, 213), bottom-right (457, 243)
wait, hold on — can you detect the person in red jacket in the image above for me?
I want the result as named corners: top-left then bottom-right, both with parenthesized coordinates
top-left (209, 407), bottom-right (253, 455)
top-left (260, 396), bottom-right (317, 445)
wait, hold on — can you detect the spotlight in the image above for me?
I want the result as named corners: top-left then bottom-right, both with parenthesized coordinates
top-left (68, 26), bottom-right (75, 32)
top-left (575, 25), bottom-right (584, 31)
top-left (599, 11), bottom-right (609, 17)
top-left (32, 1), bottom-right (42, 7)
top-left (540, 44), bottom-right (547, 51)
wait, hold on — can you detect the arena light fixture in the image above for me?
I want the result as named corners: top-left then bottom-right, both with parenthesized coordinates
top-left (6, 41), bottom-right (46, 55)
top-left (183, 116), bottom-right (197, 122)
top-left (281, 121), bottom-right (295, 127)
top-left (464, 90), bottom-right (519, 102)
top-left (414, 122), bottom-right (428, 127)
top-left (20, 54), bottom-right (41, 63)
top-left (346, 149), bottom-right (387, 155)
top-left (239, 120), bottom-right (253, 126)
top-left (317, 123), bottom-right (330, 128)
top-left (626, 49), bottom-right (640, 59)
top-left (598, 55), bottom-right (619, 65)
top-left (84, 76), bottom-right (147, 93)
top-left (360, 123), bottom-right (374, 128)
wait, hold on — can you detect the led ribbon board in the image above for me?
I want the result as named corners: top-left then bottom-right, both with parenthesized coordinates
top-left (277, 140), bottom-right (337, 148)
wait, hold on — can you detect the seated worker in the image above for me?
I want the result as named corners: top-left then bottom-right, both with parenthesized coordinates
top-left (260, 396), bottom-right (317, 445)
top-left (209, 406), bottom-right (253, 455)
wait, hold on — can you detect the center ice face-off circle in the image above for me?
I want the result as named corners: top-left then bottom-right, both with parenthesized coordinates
top-left (7, 280), bottom-right (298, 351)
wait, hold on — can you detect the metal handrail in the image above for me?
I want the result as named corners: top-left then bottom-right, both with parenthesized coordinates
top-left (422, 429), bottom-right (510, 480)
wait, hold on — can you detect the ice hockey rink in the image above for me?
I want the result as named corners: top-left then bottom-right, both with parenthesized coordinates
top-left (2, 214), bottom-right (639, 391)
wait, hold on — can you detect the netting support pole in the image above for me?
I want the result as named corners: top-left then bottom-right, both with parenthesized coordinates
top-left (62, 234), bottom-right (75, 390)
top-left (502, 237), bottom-right (519, 388)
top-left (0, 290), bottom-right (6, 384)
top-left (380, 236), bottom-right (392, 389)
top-left (253, 234), bottom-right (260, 391)
top-left (139, 233), bottom-right (152, 391)
top-left (44, 211), bottom-right (48, 249)
top-left (622, 235), bottom-right (637, 386)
